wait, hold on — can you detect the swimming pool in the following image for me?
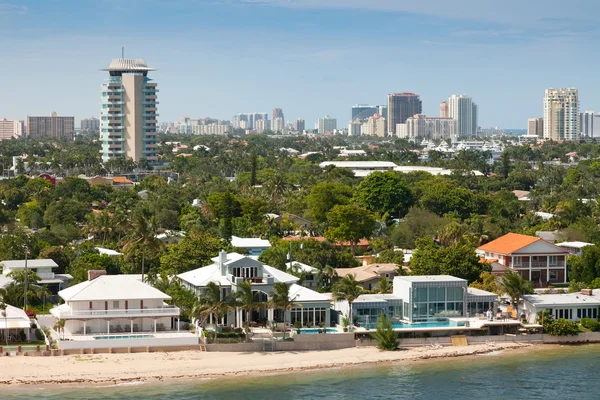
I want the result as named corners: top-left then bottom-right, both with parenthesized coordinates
top-left (93, 334), bottom-right (155, 340)
top-left (366, 321), bottom-right (465, 330)
top-left (298, 328), bottom-right (339, 334)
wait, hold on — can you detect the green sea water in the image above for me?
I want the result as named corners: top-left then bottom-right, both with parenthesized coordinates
top-left (5, 345), bottom-right (600, 399)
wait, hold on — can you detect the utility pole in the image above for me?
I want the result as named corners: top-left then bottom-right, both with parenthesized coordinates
top-left (23, 247), bottom-right (28, 311)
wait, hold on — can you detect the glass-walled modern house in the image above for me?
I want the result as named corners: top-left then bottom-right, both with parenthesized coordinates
top-left (333, 294), bottom-right (403, 326)
top-left (393, 276), bottom-right (498, 323)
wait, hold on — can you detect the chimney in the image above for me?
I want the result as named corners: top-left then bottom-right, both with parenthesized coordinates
top-left (581, 288), bottom-right (593, 296)
top-left (219, 250), bottom-right (228, 275)
top-left (88, 270), bottom-right (107, 281)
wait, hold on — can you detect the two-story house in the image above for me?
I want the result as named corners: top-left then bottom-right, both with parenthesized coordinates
top-left (178, 251), bottom-right (331, 328)
top-left (231, 236), bottom-right (271, 256)
top-left (477, 233), bottom-right (570, 287)
top-left (1, 259), bottom-right (73, 294)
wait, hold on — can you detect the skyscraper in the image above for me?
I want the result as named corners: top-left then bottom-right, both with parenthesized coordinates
top-left (272, 117), bottom-right (284, 133)
top-left (406, 115), bottom-right (456, 140)
top-left (272, 108), bottom-right (284, 121)
top-left (348, 121), bottom-right (362, 136)
top-left (27, 112), bottom-right (74, 140)
top-left (440, 101), bottom-right (449, 118)
top-left (387, 93), bottom-right (422, 136)
top-left (81, 117), bottom-right (100, 132)
top-left (580, 110), bottom-right (600, 138)
top-left (100, 58), bottom-right (158, 162)
top-left (295, 118), bottom-right (305, 132)
top-left (527, 118), bottom-right (544, 137)
top-left (447, 95), bottom-right (478, 137)
top-left (318, 115), bottom-right (337, 134)
top-left (0, 118), bottom-right (24, 140)
top-left (543, 88), bottom-right (579, 141)
top-left (366, 114), bottom-right (387, 137)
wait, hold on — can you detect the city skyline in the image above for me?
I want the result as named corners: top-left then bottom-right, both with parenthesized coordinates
top-left (2, 1), bottom-right (600, 128)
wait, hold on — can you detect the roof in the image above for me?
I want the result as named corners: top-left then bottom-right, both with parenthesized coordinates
top-left (335, 264), bottom-right (398, 283)
top-left (394, 275), bottom-right (467, 283)
top-left (556, 241), bottom-right (594, 249)
top-left (231, 236), bottom-right (271, 249)
top-left (95, 247), bottom-right (123, 256)
top-left (319, 161), bottom-right (397, 169)
top-left (0, 304), bottom-right (31, 330)
top-left (477, 233), bottom-right (541, 254)
top-left (535, 231), bottom-right (560, 243)
top-left (523, 291), bottom-right (600, 307)
top-left (112, 177), bottom-right (133, 184)
top-left (289, 284), bottom-right (330, 302)
top-left (102, 58), bottom-right (156, 72)
top-left (282, 236), bottom-right (370, 247)
top-left (466, 287), bottom-right (498, 297)
top-left (288, 261), bottom-right (318, 274)
top-left (58, 275), bottom-right (171, 302)
top-left (534, 211), bottom-right (555, 220)
top-left (1, 259), bottom-right (58, 270)
top-left (353, 294), bottom-right (402, 303)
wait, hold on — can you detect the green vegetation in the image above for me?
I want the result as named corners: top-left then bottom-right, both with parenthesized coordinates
top-left (372, 313), bottom-right (398, 351)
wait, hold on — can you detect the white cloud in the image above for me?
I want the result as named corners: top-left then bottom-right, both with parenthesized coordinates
top-left (0, 3), bottom-right (27, 15)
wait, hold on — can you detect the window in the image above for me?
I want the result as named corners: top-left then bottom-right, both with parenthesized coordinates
top-left (549, 271), bottom-right (558, 281)
top-left (513, 256), bottom-right (522, 266)
top-left (549, 256), bottom-right (557, 265)
top-left (415, 288), bottom-right (428, 302)
top-left (113, 301), bottom-right (119, 309)
top-left (577, 309), bottom-right (581, 318)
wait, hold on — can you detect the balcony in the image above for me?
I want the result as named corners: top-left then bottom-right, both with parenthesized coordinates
top-left (51, 305), bottom-right (180, 320)
top-left (38, 272), bottom-right (55, 280)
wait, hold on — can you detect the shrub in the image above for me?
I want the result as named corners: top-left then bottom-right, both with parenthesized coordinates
top-left (216, 331), bottom-right (245, 339)
top-left (35, 328), bottom-right (45, 341)
top-left (372, 313), bottom-right (398, 351)
top-left (580, 318), bottom-right (600, 332)
top-left (545, 318), bottom-right (580, 336)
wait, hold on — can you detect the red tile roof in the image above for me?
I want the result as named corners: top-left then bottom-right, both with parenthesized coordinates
top-left (477, 233), bottom-right (541, 255)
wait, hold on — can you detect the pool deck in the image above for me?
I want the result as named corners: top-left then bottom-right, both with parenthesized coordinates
top-left (354, 318), bottom-right (522, 333)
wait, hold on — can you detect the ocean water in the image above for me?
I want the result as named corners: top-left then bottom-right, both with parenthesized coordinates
top-left (5, 344), bottom-right (600, 399)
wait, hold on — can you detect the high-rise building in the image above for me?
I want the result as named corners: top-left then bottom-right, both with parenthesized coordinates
top-left (447, 95), bottom-right (478, 137)
top-left (440, 101), bottom-right (449, 118)
top-left (580, 110), bottom-right (600, 138)
top-left (387, 93), bottom-right (422, 136)
top-left (396, 123), bottom-right (408, 139)
top-left (272, 118), bottom-right (284, 133)
top-left (295, 118), bottom-right (305, 132)
top-left (543, 88), bottom-right (579, 141)
top-left (255, 118), bottom-right (270, 133)
top-left (366, 114), bottom-right (387, 137)
top-left (26, 112), bottom-right (74, 140)
top-left (194, 124), bottom-right (231, 135)
top-left (0, 118), bottom-right (24, 140)
top-left (348, 121), bottom-right (362, 136)
top-left (81, 117), bottom-right (100, 132)
top-left (272, 108), bottom-right (284, 121)
top-left (232, 113), bottom-right (268, 129)
top-left (318, 115), bottom-right (337, 134)
top-left (527, 118), bottom-right (544, 137)
top-left (100, 58), bottom-right (158, 162)
top-left (406, 115), bottom-right (456, 140)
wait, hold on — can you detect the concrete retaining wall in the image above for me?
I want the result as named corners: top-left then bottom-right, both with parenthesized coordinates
top-left (57, 335), bottom-right (199, 350)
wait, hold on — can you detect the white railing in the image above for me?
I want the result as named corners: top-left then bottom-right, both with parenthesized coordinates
top-left (55, 306), bottom-right (180, 318)
top-left (37, 272), bottom-right (55, 279)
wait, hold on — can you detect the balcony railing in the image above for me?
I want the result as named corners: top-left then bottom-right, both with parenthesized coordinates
top-left (53, 306), bottom-right (180, 319)
top-left (38, 272), bottom-right (55, 280)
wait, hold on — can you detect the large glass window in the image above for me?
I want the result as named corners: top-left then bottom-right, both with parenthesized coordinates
top-left (415, 288), bottom-right (428, 302)
top-left (447, 287), bottom-right (463, 301)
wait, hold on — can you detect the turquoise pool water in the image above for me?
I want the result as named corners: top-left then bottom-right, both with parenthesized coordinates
top-left (366, 321), bottom-right (464, 330)
top-left (94, 334), bottom-right (155, 340)
top-left (298, 328), bottom-right (339, 334)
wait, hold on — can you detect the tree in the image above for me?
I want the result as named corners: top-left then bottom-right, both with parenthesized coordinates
top-left (314, 263), bottom-right (338, 291)
top-left (332, 275), bottom-right (363, 329)
top-left (39, 284), bottom-right (52, 313)
top-left (469, 271), bottom-right (501, 294)
top-left (84, 210), bottom-right (114, 245)
top-left (418, 180), bottom-right (484, 220)
top-left (270, 282), bottom-right (298, 339)
top-left (354, 172), bottom-right (414, 218)
top-left (234, 280), bottom-right (261, 333)
top-left (372, 313), bottom-right (398, 351)
top-left (43, 198), bottom-right (90, 227)
top-left (6, 269), bottom-right (41, 308)
top-left (325, 204), bottom-right (376, 255)
top-left (391, 207), bottom-right (451, 249)
top-left (160, 233), bottom-right (224, 275)
top-left (306, 182), bottom-right (352, 224)
top-left (0, 301), bottom-right (7, 345)
top-left (193, 282), bottom-right (231, 341)
top-left (122, 207), bottom-right (164, 282)
top-left (54, 319), bottom-right (66, 340)
top-left (409, 238), bottom-right (489, 283)
top-left (376, 277), bottom-right (392, 294)
top-left (499, 270), bottom-right (534, 316)
top-left (567, 247), bottom-right (600, 284)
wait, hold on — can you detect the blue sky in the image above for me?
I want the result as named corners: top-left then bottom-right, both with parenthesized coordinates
top-left (2, 0), bottom-right (600, 128)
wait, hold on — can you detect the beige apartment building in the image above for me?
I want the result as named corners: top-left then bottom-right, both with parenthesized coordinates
top-left (406, 114), bottom-right (456, 140)
top-left (366, 113), bottom-right (387, 137)
top-left (0, 119), bottom-right (24, 140)
top-left (100, 58), bottom-right (158, 162)
top-left (527, 118), bottom-right (543, 137)
top-left (26, 112), bottom-right (74, 140)
top-left (543, 88), bottom-right (579, 141)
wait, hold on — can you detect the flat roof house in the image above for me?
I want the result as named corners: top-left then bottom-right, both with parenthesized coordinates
top-left (1, 259), bottom-right (72, 294)
top-left (477, 233), bottom-right (570, 287)
top-left (178, 251), bottom-right (331, 328)
top-left (523, 289), bottom-right (600, 323)
top-left (231, 236), bottom-right (271, 256)
top-left (556, 241), bottom-right (594, 256)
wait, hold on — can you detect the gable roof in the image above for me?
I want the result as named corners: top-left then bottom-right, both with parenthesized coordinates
top-left (58, 275), bottom-right (170, 302)
top-left (335, 264), bottom-right (398, 283)
top-left (477, 233), bottom-right (542, 254)
top-left (1, 259), bottom-right (58, 270)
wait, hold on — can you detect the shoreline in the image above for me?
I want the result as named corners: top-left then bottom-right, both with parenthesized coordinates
top-left (0, 342), bottom-right (540, 387)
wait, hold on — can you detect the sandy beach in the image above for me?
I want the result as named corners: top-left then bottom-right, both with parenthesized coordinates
top-left (0, 342), bottom-right (537, 386)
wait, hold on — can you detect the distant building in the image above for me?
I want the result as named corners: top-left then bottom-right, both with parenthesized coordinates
top-left (527, 118), bottom-right (544, 137)
top-left (272, 117), bottom-right (285, 133)
top-left (396, 123), bottom-right (408, 139)
top-left (405, 114), bottom-right (456, 140)
top-left (351, 104), bottom-right (387, 121)
top-left (318, 115), bottom-right (337, 134)
top-left (580, 110), bottom-right (600, 138)
top-left (387, 93), bottom-right (422, 136)
top-left (80, 117), bottom-right (100, 132)
top-left (100, 58), bottom-right (158, 162)
top-left (26, 112), bottom-right (74, 140)
top-left (366, 114), bottom-right (386, 137)
top-left (448, 95), bottom-right (477, 137)
top-left (194, 124), bottom-right (231, 135)
top-left (440, 101), bottom-right (449, 118)
top-left (295, 118), bottom-right (305, 132)
top-left (348, 121), bottom-right (362, 136)
top-left (0, 118), bottom-right (24, 140)
top-left (255, 118), bottom-right (270, 133)
top-left (544, 88), bottom-right (579, 141)
top-left (272, 108), bottom-right (284, 121)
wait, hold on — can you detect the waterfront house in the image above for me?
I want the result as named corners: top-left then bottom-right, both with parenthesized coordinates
top-left (334, 263), bottom-right (399, 291)
top-left (0, 304), bottom-right (33, 343)
top-left (231, 236), bottom-right (271, 256)
top-left (1, 259), bottom-right (73, 294)
top-left (50, 274), bottom-right (182, 337)
top-left (523, 289), bottom-right (600, 323)
top-left (177, 251), bottom-right (331, 328)
top-left (477, 233), bottom-right (570, 287)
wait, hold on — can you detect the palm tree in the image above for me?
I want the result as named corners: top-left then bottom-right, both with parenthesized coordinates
top-left (195, 282), bottom-right (227, 328)
top-left (315, 263), bottom-right (338, 291)
top-left (376, 277), bottom-right (392, 294)
top-left (332, 274), bottom-right (363, 329)
top-left (122, 207), bottom-right (164, 282)
top-left (499, 270), bottom-right (534, 318)
top-left (151, 272), bottom-right (171, 294)
top-left (234, 280), bottom-right (261, 334)
top-left (54, 319), bottom-right (66, 340)
top-left (0, 301), bottom-right (7, 345)
top-left (270, 282), bottom-right (298, 338)
top-left (39, 284), bottom-right (52, 313)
